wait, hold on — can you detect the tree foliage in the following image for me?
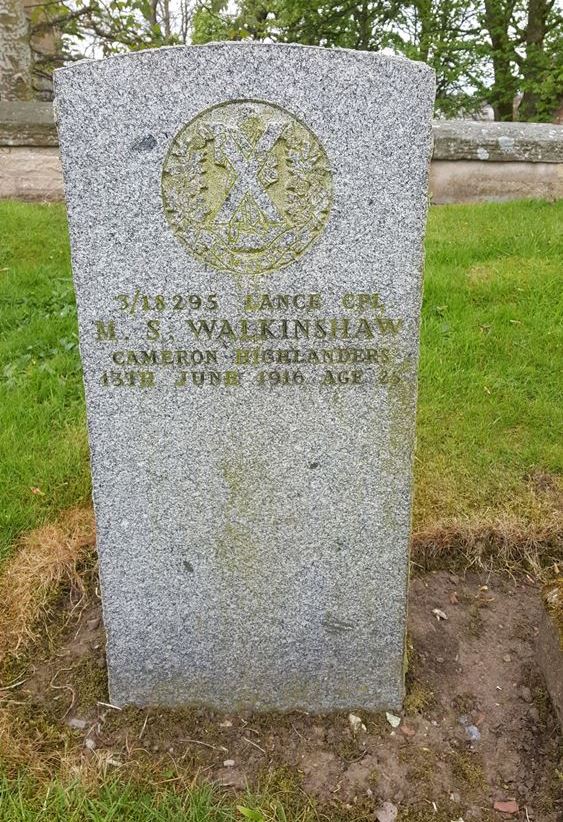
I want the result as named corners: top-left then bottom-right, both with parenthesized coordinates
top-left (191, 0), bottom-right (562, 120)
top-left (28, 0), bottom-right (192, 60)
top-left (477, 0), bottom-right (562, 120)
top-left (18, 0), bottom-right (563, 119)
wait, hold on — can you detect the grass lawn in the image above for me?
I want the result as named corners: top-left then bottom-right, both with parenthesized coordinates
top-left (416, 198), bottom-right (562, 528)
top-left (0, 777), bottom-right (236, 821)
top-left (1, 198), bottom-right (561, 563)
top-left (0, 198), bottom-right (561, 819)
top-left (0, 202), bottom-right (89, 560)
top-left (0, 774), bottom-right (328, 821)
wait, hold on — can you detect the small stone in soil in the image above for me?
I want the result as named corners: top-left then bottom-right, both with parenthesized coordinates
top-left (385, 712), bottom-right (401, 728)
top-left (520, 686), bottom-right (532, 702)
top-left (493, 799), bottom-right (519, 814)
top-left (84, 738), bottom-right (96, 750)
top-left (466, 724), bottom-right (481, 742)
top-left (348, 713), bottom-right (367, 734)
top-left (503, 654), bottom-right (511, 662)
top-left (459, 715), bottom-right (481, 742)
top-left (375, 801), bottom-right (398, 822)
top-left (66, 717), bottom-right (87, 730)
top-left (215, 768), bottom-right (246, 789)
top-left (528, 705), bottom-right (540, 722)
top-left (223, 759), bottom-right (235, 767)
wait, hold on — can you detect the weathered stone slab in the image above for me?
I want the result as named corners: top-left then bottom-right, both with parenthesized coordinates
top-left (432, 119), bottom-right (563, 163)
top-left (429, 159), bottom-right (563, 203)
top-left (0, 101), bottom-right (58, 146)
top-left (0, 146), bottom-right (63, 201)
top-left (54, 43), bottom-right (435, 711)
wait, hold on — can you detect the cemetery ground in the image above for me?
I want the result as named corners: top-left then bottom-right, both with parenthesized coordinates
top-left (0, 198), bottom-right (561, 820)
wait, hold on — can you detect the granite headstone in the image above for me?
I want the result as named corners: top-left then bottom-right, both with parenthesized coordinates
top-left (54, 43), bottom-right (435, 711)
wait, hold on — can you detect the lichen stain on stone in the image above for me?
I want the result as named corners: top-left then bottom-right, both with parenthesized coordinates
top-left (215, 454), bottom-right (264, 584)
top-left (131, 134), bottom-right (157, 152)
top-left (381, 365), bottom-right (417, 478)
top-left (375, 362), bottom-right (417, 702)
top-left (498, 135), bottom-right (515, 152)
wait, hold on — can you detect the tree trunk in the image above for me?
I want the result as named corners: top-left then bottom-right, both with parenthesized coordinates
top-left (518, 0), bottom-right (549, 120)
top-left (483, 0), bottom-right (518, 120)
top-left (355, 0), bottom-right (371, 50)
top-left (0, 0), bottom-right (33, 100)
top-left (161, 0), bottom-right (171, 38)
top-left (23, 0), bottom-right (62, 100)
top-left (414, 0), bottom-right (433, 63)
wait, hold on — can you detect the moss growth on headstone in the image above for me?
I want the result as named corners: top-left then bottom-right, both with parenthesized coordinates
top-left (216, 455), bottom-right (262, 577)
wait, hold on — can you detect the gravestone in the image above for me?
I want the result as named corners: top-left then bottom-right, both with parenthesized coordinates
top-left (54, 43), bottom-right (435, 711)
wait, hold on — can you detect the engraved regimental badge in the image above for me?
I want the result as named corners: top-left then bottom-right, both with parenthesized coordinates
top-left (161, 100), bottom-right (332, 275)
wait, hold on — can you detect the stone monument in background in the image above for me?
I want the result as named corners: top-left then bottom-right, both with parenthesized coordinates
top-left (54, 43), bottom-right (435, 711)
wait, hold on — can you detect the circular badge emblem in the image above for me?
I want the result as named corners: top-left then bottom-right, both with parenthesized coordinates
top-left (161, 100), bottom-right (332, 275)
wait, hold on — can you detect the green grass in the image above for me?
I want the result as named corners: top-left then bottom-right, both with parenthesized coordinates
top-left (0, 776), bottom-right (235, 821)
top-left (0, 202), bottom-right (90, 560)
top-left (0, 774), bottom-right (324, 822)
top-left (0, 198), bottom-right (562, 562)
top-left (415, 198), bottom-right (562, 524)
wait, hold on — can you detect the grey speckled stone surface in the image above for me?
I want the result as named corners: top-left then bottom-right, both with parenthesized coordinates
top-left (54, 43), bottom-right (435, 712)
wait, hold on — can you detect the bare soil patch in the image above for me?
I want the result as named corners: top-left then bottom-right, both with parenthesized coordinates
top-left (2, 570), bottom-right (560, 821)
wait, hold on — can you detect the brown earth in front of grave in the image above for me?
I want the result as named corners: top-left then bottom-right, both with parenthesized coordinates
top-left (1, 524), bottom-right (561, 822)
top-left (1, 503), bottom-right (560, 671)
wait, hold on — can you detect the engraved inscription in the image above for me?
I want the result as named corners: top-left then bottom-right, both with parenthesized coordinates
top-left (92, 290), bottom-right (410, 391)
top-left (161, 100), bottom-right (332, 275)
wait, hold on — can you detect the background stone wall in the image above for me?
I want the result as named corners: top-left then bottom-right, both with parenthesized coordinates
top-left (1, 102), bottom-right (562, 204)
